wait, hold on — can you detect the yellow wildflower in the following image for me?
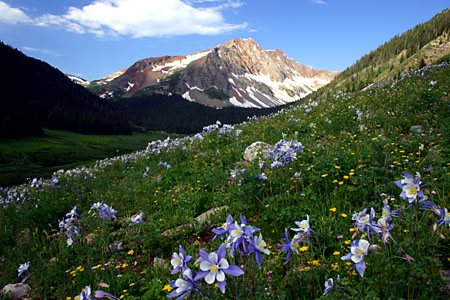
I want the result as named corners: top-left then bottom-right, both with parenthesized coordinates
top-left (329, 207), bottom-right (337, 212)
top-left (162, 285), bottom-right (173, 292)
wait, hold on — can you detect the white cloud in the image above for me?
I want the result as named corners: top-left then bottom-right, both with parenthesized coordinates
top-left (0, 1), bottom-right (32, 24)
top-left (310, 0), bottom-right (327, 5)
top-left (34, 0), bottom-right (247, 38)
top-left (22, 46), bottom-right (62, 56)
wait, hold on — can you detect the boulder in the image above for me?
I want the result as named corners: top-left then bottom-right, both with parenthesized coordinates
top-left (1, 283), bottom-right (31, 299)
top-left (243, 142), bottom-right (272, 162)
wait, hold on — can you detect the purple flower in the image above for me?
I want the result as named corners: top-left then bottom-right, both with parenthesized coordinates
top-left (352, 208), bottom-right (379, 240)
top-left (143, 167), bottom-right (150, 178)
top-left (226, 214), bottom-right (259, 257)
top-left (278, 229), bottom-right (300, 263)
top-left (75, 286), bottom-right (92, 300)
top-left (256, 173), bottom-right (268, 182)
top-left (66, 206), bottom-right (79, 218)
top-left (168, 269), bottom-right (202, 300)
top-left (248, 233), bottom-right (270, 268)
top-left (93, 290), bottom-right (119, 299)
top-left (375, 218), bottom-right (396, 246)
top-left (341, 239), bottom-right (377, 277)
top-left (75, 286), bottom-right (119, 300)
top-left (434, 207), bottom-right (450, 231)
top-left (129, 211), bottom-right (146, 226)
top-left (380, 201), bottom-right (401, 222)
top-left (323, 278), bottom-right (334, 295)
top-left (212, 215), bottom-right (233, 240)
top-left (194, 244), bottom-right (244, 293)
top-left (91, 202), bottom-right (117, 221)
top-left (395, 172), bottom-right (426, 203)
top-left (17, 261), bottom-right (30, 282)
top-left (170, 245), bottom-right (192, 275)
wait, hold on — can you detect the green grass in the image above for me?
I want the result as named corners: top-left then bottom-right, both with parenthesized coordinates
top-left (0, 129), bottom-right (181, 187)
top-left (0, 64), bottom-right (449, 299)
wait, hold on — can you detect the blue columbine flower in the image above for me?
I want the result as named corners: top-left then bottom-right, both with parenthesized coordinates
top-left (256, 173), bottom-right (268, 182)
top-left (341, 239), bottom-right (377, 277)
top-left (226, 214), bottom-right (259, 257)
top-left (278, 229), bottom-right (301, 263)
top-left (75, 286), bottom-right (119, 300)
top-left (248, 233), bottom-right (270, 268)
top-left (212, 215), bottom-right (233, 240)
top-left (170, 245), bottom-right (192, 275)
top-left (434, 207), bottom-right (450, 231)
top-left (168, 269), bottom-right (203, 300)
top-left (194, 244), bottom-right (244, 293)
top-left (323, 276), bottom-right (340, 295)
top-left (129, 211), bottom-right (147, 233)
top-left (17, 261), bottom-right (30, 282)
top-left (91, 202), bottom-right (117, 221)
top-left (395, 172), bottom-right (426, 203)
top-left (352, 208), bottom-right (379, 240)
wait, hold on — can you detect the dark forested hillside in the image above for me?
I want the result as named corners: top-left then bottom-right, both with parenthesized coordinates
top-left (111, 93), bottom-right (282, 134)
top-left (0, 42), bottom-right (132, 138)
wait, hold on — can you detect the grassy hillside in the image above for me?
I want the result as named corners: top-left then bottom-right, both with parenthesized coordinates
top-left (0, 62), bottom-right (449, 299)
top-left (315, 9), bottom-right (450, 95)
top-left (0, 129), bottom-right (179, 187)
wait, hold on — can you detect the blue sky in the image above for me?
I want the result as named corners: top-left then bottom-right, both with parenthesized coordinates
top-left (0, 0), bottom-right (448, 80)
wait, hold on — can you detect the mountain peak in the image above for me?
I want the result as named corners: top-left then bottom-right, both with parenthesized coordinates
top-left (90, 39), bottom-right (338, 108)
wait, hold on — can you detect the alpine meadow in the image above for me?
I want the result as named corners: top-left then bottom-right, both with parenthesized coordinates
top-left (1, 5), bottom-right (450, 300)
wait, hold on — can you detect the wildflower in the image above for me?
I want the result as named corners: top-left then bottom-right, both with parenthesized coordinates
top-left (75, 286), bottom-right (92, 300)
top-left (268, 139), bottom-right (304, 168)
top-left (352, 208), bottom-right (379, 239)
top-left (167, 269), bottom-right (202, 299)
top-left (395, 172), bottom-right (426, 203)
top-left (75, 286), bottom-right (119, 300)
top-left (341, 239), bottom-right (377, 277)
top-left (380, 201), bottom-right (401, 222)
top-left (323, 278), bottom-right (335, 295)
top-left (212, 215), bottom-right (233, 240)
top-left (329, 207), bottom-right (337, 212)
top-left (278, 229), bottom-right (300, 263)
top-left (162, 285), bottom-right (173, 292)
top-left (248, 233), bottom-right (270, 268)
top-left (226, 214), bottom-right (259, 257)
top-left (194, 244), bottom-right (244, 293)
top-left (66, 206), bottom-right (79, 218)
top-left (171, 245), bottom-right (192, 275)
top-left (291, 215), bottom-right (316, 244)
top-left (434, 207), bottom-right (450, 231)
top-left (17, 261), bottom-right (31, 282)
top-left (375, 218), bottom-right (396, 245)
top-left (91, 203), bottom-right (117, 221)
top-left (143, 167), bottom-right (150, 178)
top-left (257, 173), bottom-right (268, 182)
top-left (129, 211), bottom-right (147, 233)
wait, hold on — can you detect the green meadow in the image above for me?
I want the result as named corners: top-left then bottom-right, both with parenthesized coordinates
top-left (0, 130), bottom-right (179, 187)
top-left (0, 64), bottom-right (449, 299)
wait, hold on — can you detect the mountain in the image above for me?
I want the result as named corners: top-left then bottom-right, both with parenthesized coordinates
top-left (66, 74), bottom-right (90, 87)
top-left (89, 38), bottom-right (338, 108)
top-left (314, 8), bottom-right (450, 95)
top-left (0, 42), bottom-right (132, 138)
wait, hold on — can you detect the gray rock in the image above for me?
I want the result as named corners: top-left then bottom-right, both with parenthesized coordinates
top-left (108, 241), bottom-right (123, 254)
top-left (153, 257), bottom-right (169, 270)
top-left (195, 206), bottom-right (229, 224)
top-left (243, 142), bottom-right (272, 162)
top-left (1, 283), bottom-right (31, 299)
top-left (83, 233), bottom-right (96, 244)
top-left (410, 125), bottom-right (423, 133)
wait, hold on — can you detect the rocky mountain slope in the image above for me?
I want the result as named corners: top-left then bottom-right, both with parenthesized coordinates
top-left (89, 38), bottom-right (338, 108)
